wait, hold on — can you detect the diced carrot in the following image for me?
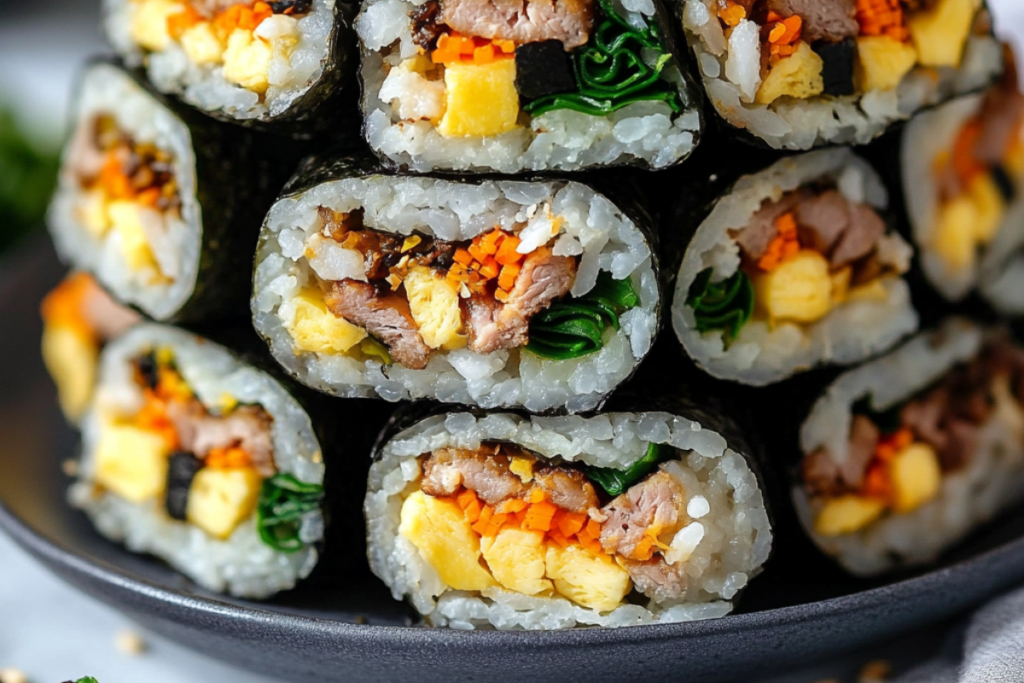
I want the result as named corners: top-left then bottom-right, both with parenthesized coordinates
top-left (766, 10), bottom-right (783, 22)
top-left (548, 529), bottom-right (571, 547)
top-left (136, 187), bottom-right (161, 208)
top-left (523, 501), bottom-right (559, 532)
top-left (855, 0), bottom-right (908, 42)
top-left (99, 155), bottom-right (133, 200)
top-left (479, 229), bottom-right (503, 254)
top-left (495, 288), bottom-right (510, 303)
top-left (167, 6), bottom-right (202, 40)
top-left (472, 505), bottom-right (494, 535)
top-left (780, 16), bottom-right (802, 43)
top-left (468, 242), bottom-right (488, 263)
top-left (497, 498), bottom-right (528, 514)
top-left (527, 487), bottom-right (546, 504)
top-left (478, 256), bottom-right (499, 280)
top-left (497, 39), bottom-right (515, 54)
top-left (556, 511), bottom-right (587, 537)
top-left (453, 248), bottom-right (474, 266)
top-left (717, 1), bottom-right (746, 28)
top-left (862, 463), bottom-right (891, 501)
top-left (494, 235), bottom-right (522, 265)
top-left (757, 212), bottom-right (801, 272)
top-left (497, 264), bottom-right (519, 292)
top-left (206, 445), bottom-right (253, 469)
top-left (214, 5), bottom-right (246, 38)
top-left (464, 497), bottom-right (482, 524)
top-left (768, 23), bottom-right (787, 43)
top-left (40, 273), bottom-right (96, 338)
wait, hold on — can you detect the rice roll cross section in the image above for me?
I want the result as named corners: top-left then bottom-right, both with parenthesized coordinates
top-left (672, 148), bottom-right (917, 386)
top-left (355, 0), bottom-right (702, 172)
top-left (796, 319), bottom-right (1024, 576)
top-left (682, 0), bottom-right (1003, 150)
top-left (253, 168), bottom-right (660, 413)
top-left (104, 0), bottom-right (349, 127)
top-left (71, 324), bottom-right (326, 599)
top-left (366, 411), bottom-right (772, 629)
top-left (40, 273), bottom-right (142, 423)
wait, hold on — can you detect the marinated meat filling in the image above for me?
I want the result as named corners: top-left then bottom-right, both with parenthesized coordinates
top-left (439, 0), bottom-right (595, 50)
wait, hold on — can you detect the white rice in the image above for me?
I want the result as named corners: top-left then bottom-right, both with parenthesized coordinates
top-left (796, 319), bottom-right (1024, 576)
top-left (671, 148), bottom-right (918, 386)
top-left (70, 324), bottom-right (326, 599)
top-left (48, 63), bottom-right (201, 321)
top-left (252, 176), bottom-right (659, 413)
top-left (365, 411), bottom-right (772, 629)
top-left (355, 0), bottom-right (701, 172)
top-left (682, 0), bottom-right (1003, 150)
top-left (105, 0), bottom-right (337, 121)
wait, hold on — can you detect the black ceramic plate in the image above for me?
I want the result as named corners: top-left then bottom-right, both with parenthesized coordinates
top-left (4, 239), bottom-right (1024, 683)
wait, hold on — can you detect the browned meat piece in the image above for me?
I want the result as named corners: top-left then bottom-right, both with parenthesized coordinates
top-left (532, 466), bottom-right (599, 513)
top-left (464, 248), bottom-right (576, 354)
top-left (900, 391), bottom-right (949, 452)
top-left (731, 191), bottom-right (806, 262)
top-left (795, 190), bottom-right (851, 255)
top-left (410, 0), bottom-right (446, 52)
top-left (599, 470), bottom-right (685, 561)
top-left (802, 414), bottom-right (879, 497)
top-left (974, 83), bottom-right (1024, 167)
top-left (440, 0), bottom-right (595, 50)
top-left (767, 0), bottom-right (857, 43)
top-left (167, 402), bottom-right (277, 477)
top-left (938, 418), bottom-right (979, 471)
top-left (421, 446), bottom-right (526, 504)
top-left (325, 280), bottom-right (432, 369)
top-left (830, 202), bottom-right (886, 268)
top-left (619, 556), bottom-right (688, 602)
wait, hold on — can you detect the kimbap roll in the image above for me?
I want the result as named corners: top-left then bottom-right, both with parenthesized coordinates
top-left (253, 158), bottom-right (660, 413)
top-left (681, 0), bottom-right (1003, 150)
top-left (795, 319), bottom-right (1024, 575)
top-left (48, 61), bottom-right (298, 323)
top-left (902, 44), bottom-right (1024, 309)
top-left (104, 0), bottom-right (354, 130)
top-left (70, 324), bottom-right (327, 598)
top-left (354, 0), bottom-right (703, 172)
top-left (41, 272), bottom-right (141, 422)
top-left (671, 148), bottom-right (917, 386)
top-left (366, 408), bottom-right (772, 629)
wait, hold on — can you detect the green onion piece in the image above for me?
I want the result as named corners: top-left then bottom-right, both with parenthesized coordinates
top-left (256, 473), bottom-right (324, 553)
top-left (525, 272), bottom-right (639, 360)
top-left (685, 268), bottom-right (755, 343)
top-left (522, 0), bottom-right (682, 117)
top-left (582, 442), bottom-right (669, 497)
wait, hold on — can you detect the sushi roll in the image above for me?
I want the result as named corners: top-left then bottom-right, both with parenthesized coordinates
top-left (252, 156), bottom-right (660, 413)
top-left (48, 61), bottom-right (299, 323)
top-left (70, 323), bottom-right (328, 598)
top-left (103, 0), bottom-right (355, 131)
top-left (354, 0), bottom-right (703, 172)
top-left (901, 44), bottom-right (1024, 309)
top-left (41, 272), bottom-right (142, 422)
top-left (681, 0), bottom-right (1003, 150)
top-left (795, 319), bottom-right (1024, 575)
top-left (670, 148), bottom-right (918, 386)
top-left (365, 406), bottom-right (772, 629)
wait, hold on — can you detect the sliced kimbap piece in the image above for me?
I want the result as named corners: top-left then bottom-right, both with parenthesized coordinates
top-left (795, 319), bottom-right (1024, 575)
top-left (48, 61), bottom-right (297, 323)
top-left (354, 0), bottom-right (703, 172)
top-left (681, 0), bottom-right (1003, 150)
top-left (671, 148), bottom-right (917, 386)
top-left (104, 0), bottom-right (354, 131)
top-left (252, 157), bottom-right (660, 413)
top-left (70, 323), bottom-right (328, 598)
top-left (40, 272), bottom-right (141, 423)
top-left (366, 408), bottom-right (772, 629)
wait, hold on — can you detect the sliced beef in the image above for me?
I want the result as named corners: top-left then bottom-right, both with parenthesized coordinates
top-left (410, 0), bottom-right (446, 52)
top-left (599, 470), bottom-right (685, 561)
top-left (829, 202), bottom-right (886, 268)
top-left (464, 248), bottom-right (576, 354)
top-left (803, 414), bottom-right (879, 497)
top-left (440, 0), bottom-right (595, 50)
top-left (794, 189), bottom-right (851, 254)
top-left (974, 82), bottom-right (1024, 167)
top-left (166, 402), bottom-right (277, 477)
top-left (532, 466), bottom-right (599, 513)
top-left (619, 556), bottom-right (687, 603)
top-left (731, 191), bottom-right (807, 262)
top-left (421, 446), bottom-right (526, 504)
top-left (325, 279), bottom-right (432, 370)
top-left (766, 0), bottom-right (857, 44)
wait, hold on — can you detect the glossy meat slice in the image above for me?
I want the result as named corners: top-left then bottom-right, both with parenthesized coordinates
top-left (599, 470), bottom-right (686, 561)
top-left (421, 445), bottom-right (526, 504)
top-left (440, 0), bottom-right (595, 50)
top-left (766, 0), bottom-right (858, 44)
top-left (619, 555), bottom-right (687, 602)
top-left (167, 402), bottom-right (277, 477)
top-left (532, 466), bottom-right (599, 513)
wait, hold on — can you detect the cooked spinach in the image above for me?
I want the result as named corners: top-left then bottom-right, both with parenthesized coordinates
top-left (686, 268), bottom-right (755, 342)
top-left (581, 442), bottom-right (669, 497)
top-left (256, 474), bottom-right (324, 553)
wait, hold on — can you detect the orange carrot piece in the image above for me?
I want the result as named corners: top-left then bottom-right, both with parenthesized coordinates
top-left (548, 529), bottom-right (571, 547)
top-left (586, 518), bottom-right (602, 539)
top-left (40, 273), bottom-right (97, 338)
top-left (468, 242), bottom-right (488, 263)
top-left (556, 511), bottom-right (587, 537)
top-left (453, 248), bottom-right (474, 266)
top-left (206, 445), bottom-right (253, 469)
top-left (478, 256), bottom-right (500, 280)
top-left (527, 487), bottom-right (546, 504)
top-left (167, 6), bottom-right (202, 39)
top-left (497, 264), bottom-right (519, 292)
top-left (497, 498), bottom-right (528, 514)
top-left (495, 235), bottom-right (522, 265)
top-left (472, 505), bottom-right (494, 535)
top-left (523, 501), bottom-right (559, 532)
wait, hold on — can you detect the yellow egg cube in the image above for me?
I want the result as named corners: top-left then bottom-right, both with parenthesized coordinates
top-left (180, 21), bottom-right (224, 66)
top-left (888, 442), bottom-right (942, 514)
top-left (967, 172), bottom-right (1006, 245)
top-left (755, 41), bottom-right (824, 105)
top-left (814, 495), bottom-right (887, 536)
top-left (399, 491), bottom-right (496, 592)
top-left (288, 288), bottom-right (368, 355)
top-left (907, 0), bottom-right (981, 68)
top-left (42, 323), bottom-right (99, 422)
top-left (222, 29), bottom-right (271, 94)
top-left (545, 544), bottom-right (632, 612)
top-left (129, 0), bottom-right (184, 52)
top-left (856, 35), bottom-right (919, 93)
top-left (186, 467), bottom-right (263, 540)
top-left (933, 195), bottom-right (979, 272)
top-left (480, 527), bottom-right (552, 596)
top-left (95, 420), bottom-right (171, 504)
top-left (403, 266), bottom-right (466, 350)
top-left (754, 250), bottom-right (834, 324)
top-left (438, 59), bottom-right (520, 138)
top-left (77, 189), bottom-right (110, 237)
top-left (107, 201), bottom-right (160, 273)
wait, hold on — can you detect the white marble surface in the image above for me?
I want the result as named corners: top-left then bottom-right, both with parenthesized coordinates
top-left (1, 2), bottom-right (1023, 682)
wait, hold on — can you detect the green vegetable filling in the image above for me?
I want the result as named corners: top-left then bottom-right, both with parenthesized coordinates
top-left (256, 473), bottom-right (324, 553)
top-left (582, 442), bottom-right (670, 497)
top-left (526, 272), bottom-right (640, 360)
top-left (522, 0), bottom-right (682, 117)
top-left (686, 268), bottom-right (754, 342)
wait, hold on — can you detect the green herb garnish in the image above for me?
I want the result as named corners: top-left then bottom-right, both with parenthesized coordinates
top-left (526, 272), bottom-right (640, 360)
top-left (522, 0), bottom-right (682, 117)
top-left (686, 268), bottom-right (755, 342)
top-left (256, 473), bottom-right (324, 553)
top-left (582, 442), bottom-right (669, 497)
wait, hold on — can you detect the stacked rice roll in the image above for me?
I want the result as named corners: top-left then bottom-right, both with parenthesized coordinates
top-left (48, 61), bottom-right (296, 323)
top-left (104, 0), bottom-right (353, 129)
top-left (70, 324), bottom-right (328, 598)
top-left (366, 408), bottom-right (772, 629)
top-left (681, 0), bottom-right (1003, 149)
top-left (795, 319), bottom-right (1024, 575)
top-left (354, 0), bottom-right (703, 172)
top-left (252, 159), bottom-right (660, 413)
top-left (902, 44), bottom-right (1024, 311)
top-left (671, 148), bottom-right (917, 385)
